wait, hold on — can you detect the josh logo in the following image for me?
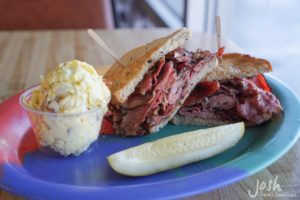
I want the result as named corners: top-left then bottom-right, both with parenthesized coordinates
top-left (248, 176), bottom-right (296, 198)
top-left (248, 176), bottom-right (282, 198)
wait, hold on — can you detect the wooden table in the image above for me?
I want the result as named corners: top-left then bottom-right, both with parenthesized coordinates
top-left (0, 29), bottom-right (299, 200)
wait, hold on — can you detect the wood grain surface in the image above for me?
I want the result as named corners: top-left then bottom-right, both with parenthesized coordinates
top-left (0, 29), bottom-right (299, 200)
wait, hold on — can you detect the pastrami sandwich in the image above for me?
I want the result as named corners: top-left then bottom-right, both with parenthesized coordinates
top-left (172, 53), bottom-right (283, 126)
top-left (104, 28), bottom-right (219, 136)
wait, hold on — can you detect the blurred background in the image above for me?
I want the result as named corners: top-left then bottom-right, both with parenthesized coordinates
top-left (0, 0), bottom-right (299, 82)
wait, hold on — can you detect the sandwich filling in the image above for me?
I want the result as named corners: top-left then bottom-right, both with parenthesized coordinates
top-left (110, 48), bottom-right (216, 136)
top-left (178, 74), bottom-right (282, 126)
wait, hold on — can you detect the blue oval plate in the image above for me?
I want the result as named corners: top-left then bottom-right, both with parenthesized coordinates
top-left (0, 75), bottom-right (299, 200)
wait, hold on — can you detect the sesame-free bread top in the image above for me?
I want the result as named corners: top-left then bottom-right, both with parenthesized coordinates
top-left (104, 28), bottom-right (191, 105)
top-left (204, 53), bottom-right (272, 81)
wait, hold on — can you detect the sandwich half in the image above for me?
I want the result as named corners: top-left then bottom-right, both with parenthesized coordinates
top-left (172, 53), bottom-right (283, 126)
top-left (104, 28), bottom-right (219, 136)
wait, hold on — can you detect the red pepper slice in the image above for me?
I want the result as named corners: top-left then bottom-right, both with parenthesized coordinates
top-left (100, 118), bottom-right (113, 135)
top-left (217, 47), bottom-right (225, 57)
top-left (183, 81), bottom-right (220, 106)
top-left (250, 74), bottom-right (272, 92)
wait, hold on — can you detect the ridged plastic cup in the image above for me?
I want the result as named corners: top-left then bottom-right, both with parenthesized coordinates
top-left (19, 86), bottom-right (107, 156)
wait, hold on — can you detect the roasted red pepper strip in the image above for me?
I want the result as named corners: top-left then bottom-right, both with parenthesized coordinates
top-left (100, 111), bottom-right (114, 134)
top-left (100, 118), bottom-right (113, 135)
top-left (250, 74), bottom-right (272, 92)
top-left (183, 81), bottom-right (220, 106)
top-left (217, 47), bottom-right (225, 57)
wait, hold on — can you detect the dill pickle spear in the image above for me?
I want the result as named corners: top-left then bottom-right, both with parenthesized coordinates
top-left (107, 122), bottom-right (245, 176)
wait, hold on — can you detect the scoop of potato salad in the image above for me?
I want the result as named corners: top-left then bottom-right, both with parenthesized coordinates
top-left (29, 60), bottom-right (111, 113)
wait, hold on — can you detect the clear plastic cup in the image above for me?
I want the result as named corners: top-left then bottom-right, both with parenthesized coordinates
top-left (19, 86), bottom-right (107, 156)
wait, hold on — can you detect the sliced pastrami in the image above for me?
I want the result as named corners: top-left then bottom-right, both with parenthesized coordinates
top-left (111, 48), bottom-right (215, 136)
top-left (178, 75), bottom-right (282, 126)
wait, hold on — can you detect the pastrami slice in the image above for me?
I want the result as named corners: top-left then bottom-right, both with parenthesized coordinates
top-left (111, 48), bottom-right (218, 136)
top-left (176, 75), bottom-right (282, 126)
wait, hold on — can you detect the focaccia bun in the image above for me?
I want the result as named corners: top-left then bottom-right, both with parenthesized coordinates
top-left (204, 53), bottom-right (272, 81)
top-left (104, 28), bottom-right (191, 105)
top-left (149, 56), bottom-right (218, 133)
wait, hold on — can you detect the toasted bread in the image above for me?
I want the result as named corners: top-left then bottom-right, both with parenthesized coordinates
top-left (172, 114), bottom-right (231, 127)
top-left (204, 53), bottom-right (272, 81)
top-left (104, 28), bottom-right (191, 105)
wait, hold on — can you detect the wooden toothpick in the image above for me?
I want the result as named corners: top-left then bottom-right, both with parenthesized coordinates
top-left (215, 16), bottom-right (222, 49)
top-left (87, 29), bottom-right (125, 67)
